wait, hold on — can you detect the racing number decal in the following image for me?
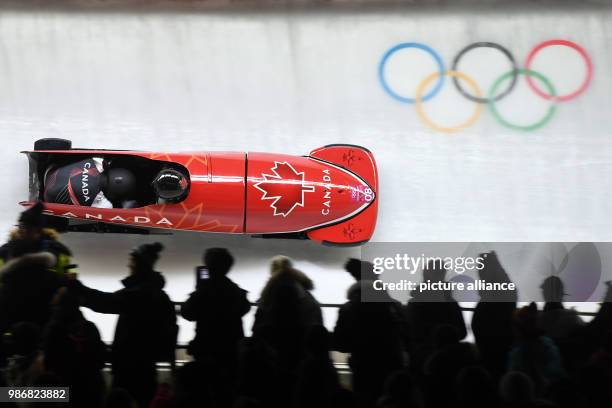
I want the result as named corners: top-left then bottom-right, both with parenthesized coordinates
top-left (352, 186), bottom-right (374, 203)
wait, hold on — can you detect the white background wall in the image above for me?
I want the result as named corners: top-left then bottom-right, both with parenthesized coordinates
top-left (0, 1), bottom-right (610, 341)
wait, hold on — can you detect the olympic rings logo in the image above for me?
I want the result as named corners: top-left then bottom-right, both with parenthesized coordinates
top-left (378, 40), bottom-right (593, 133)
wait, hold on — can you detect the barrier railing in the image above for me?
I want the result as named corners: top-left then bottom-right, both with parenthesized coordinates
top-left (172, 301), bottom-right (600, 317)
top-left (100, 301), bottom-right (601, 368)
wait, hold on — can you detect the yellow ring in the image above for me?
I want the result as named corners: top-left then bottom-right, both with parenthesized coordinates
top-left (415, 70), bottom-right (483, 134)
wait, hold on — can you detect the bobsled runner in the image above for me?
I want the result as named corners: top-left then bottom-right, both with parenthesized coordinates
top-left (20, 138), bottom-right (378, 245)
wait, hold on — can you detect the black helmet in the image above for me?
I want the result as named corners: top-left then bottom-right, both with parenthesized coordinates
top-left (103, 168), bottom-right (136, 200)
top-left (153, 169), bottom-right (189, 202)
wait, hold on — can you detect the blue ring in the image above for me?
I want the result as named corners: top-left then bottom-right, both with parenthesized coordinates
top-left (378, 42), bottom-right (446, 104)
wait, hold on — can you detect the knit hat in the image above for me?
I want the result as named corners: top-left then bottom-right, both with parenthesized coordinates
top-left (130, 242), bottom-right (164, 266)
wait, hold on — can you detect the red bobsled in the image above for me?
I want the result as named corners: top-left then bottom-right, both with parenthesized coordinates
top-left (21, 139), bottom-right (378, 245)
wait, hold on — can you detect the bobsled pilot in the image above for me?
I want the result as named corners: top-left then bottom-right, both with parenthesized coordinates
top-left (152, 168), bottom-right (189, 204)
top-left (44, 158), bottom-right (138, 209)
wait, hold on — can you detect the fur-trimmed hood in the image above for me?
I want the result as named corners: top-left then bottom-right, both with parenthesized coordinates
top-left (9, 228), bottom-right (60, 242)
top-left (5, 228), bottom-right (71, 259)
top-left (1, 252), bottom-right (57, 284)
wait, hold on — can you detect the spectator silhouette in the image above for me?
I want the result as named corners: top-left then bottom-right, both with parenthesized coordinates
top-left (293, 325), bottom-right (341, 408)
top-left (472, 251), bottom-right (517, 378)
top-left (252, 256), bottom-right (322, 372)
top-left (0, 204), bottom-right (75, 365)
top-left (404, 260), bottom-right (467, 371)
top-left (75, 242), bottom-right (177, 408)
top-left (4, 223), bottom-right (611, 408)
top-left (538, 276), bottom-right (586, 375)
top-left (334, 260), bottom-right (407, 408)
top-left (538, 276), bottom-right (584, 341)
top-left (508, 303), bottom-right (566, 393)
top-left (181, 247), bottom-right (250, 408)
top-left (42, 287), bottom-right (107, 407)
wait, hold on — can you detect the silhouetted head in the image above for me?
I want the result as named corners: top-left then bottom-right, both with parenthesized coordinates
top-left (129, 242), bottom-right (164, 272)
top-left (344, 258), bottom-right (376, 281)
top-left (153, 168), bottom-right (189, 202)
top-left (270, 255), bottom-right (293, 276)
top-left (103, 168), bottom-right (136, 201)
top-left (478, 251), bottom-right (507, 281)
top-left (204, 247), bottom-right (234, 278)
top-left (541, 276), bottom-right (566, 303)
top-left (344, 258), bottom-right (362, 280)
top-left (478, 251), bottom-right (517, 302)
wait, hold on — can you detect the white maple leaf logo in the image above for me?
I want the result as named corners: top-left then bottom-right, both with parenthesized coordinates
top-left (254, 161), bottom-right (315, 217)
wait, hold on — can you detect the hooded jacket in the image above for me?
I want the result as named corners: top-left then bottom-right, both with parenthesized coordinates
top-left (252, 265), bottom-right (322, 370)
top-left (334, 280), bottom-right (407, 365)
top-left (253, 266), bottom-right (322, 335)
top-left (181, 275), bottom-right (250, 360)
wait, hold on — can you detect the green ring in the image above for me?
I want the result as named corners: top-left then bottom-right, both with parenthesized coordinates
top-left (488, 68), bottom-right (557, 132)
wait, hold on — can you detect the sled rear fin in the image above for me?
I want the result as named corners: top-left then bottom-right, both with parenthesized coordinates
top-left (307, 144), bottom-right (378, 245)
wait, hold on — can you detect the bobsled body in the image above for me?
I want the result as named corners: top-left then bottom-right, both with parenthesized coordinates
top-left (22, 143), bottom-right (378, 245)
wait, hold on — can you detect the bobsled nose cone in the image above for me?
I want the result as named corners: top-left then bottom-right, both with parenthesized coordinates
top-left (316, 165), bottom-right (375, 222)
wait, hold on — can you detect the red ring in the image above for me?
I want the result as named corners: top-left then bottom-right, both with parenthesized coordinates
top-left (524, 39), bottom-right (593, 102)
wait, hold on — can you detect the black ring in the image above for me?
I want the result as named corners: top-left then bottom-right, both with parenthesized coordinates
top-left (451, 42), bottom-right (519, 104)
